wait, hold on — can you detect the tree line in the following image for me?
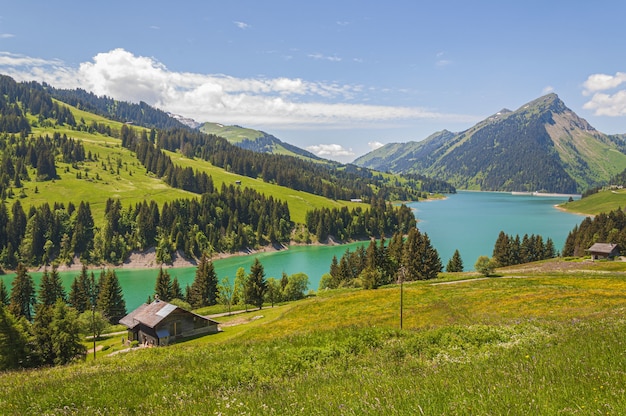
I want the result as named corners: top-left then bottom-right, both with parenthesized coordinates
top-left (0, 75), bottom-right (76, 135)
top-left (0, 263), bottom-right (126, 370)
top-left (491, 231), bottom-right (557, 267)
top-left (562, 208), bottom-right (626, 257)
top-left (305, 197), bottom-right (416, 242)
top-left (321, 227), bottom-right (442, 290)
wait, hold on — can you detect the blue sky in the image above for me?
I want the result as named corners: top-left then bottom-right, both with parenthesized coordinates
top-left (1, 0), bottom-right (625, 162)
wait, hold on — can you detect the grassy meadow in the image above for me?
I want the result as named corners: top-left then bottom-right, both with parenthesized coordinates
top-left (559, 188), bottom-right (626, 216)
top-left (3, 260), bottom-right (626, 414)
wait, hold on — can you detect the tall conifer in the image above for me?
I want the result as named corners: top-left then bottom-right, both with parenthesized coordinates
top-left (8, 263), bottom-right (36, 321)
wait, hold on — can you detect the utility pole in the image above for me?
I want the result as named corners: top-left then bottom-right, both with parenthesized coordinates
top-left (92, 305), bottom-right (96, 360)
top-left (399, 266), bottom-right (406, 330)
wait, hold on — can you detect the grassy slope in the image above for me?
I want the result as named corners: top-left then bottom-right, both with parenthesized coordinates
top-left (3, 260), bottom-right (626, 414)
top-left (13, 102), bottom-right (364, 226)
top-left (559, 188), bottom-right (626, 216)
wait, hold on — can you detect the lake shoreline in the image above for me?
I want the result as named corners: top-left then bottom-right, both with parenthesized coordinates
top-left (30, 236), bottom-right (348, 274)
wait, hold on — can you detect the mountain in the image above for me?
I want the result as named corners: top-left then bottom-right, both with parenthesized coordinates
top-left (199, 122), bottom-right (322, 161)
top-left (354, 94), bottom-right (626, 193)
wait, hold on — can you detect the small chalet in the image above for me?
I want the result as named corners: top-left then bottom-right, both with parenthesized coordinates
top-left (120, 298), bottom-right (219, 346)
top-left (587, 243), bottom-right (620, 261)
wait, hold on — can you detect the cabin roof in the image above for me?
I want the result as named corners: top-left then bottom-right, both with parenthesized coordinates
top-left (119, 299), bottom-right (218, 329)
top-left (587, 243), bottom-right (619, 254)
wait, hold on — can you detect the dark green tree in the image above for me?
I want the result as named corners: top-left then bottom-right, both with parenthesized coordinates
top-left (49, 299), bottom-right (85, 365)
top-left (446, 249), bottom-right (464, 272)
top-left (32, 303), bottom-right (54, 365)
top-left (154, 267), bottom-right (172, 301)
top-left (38, 265), bottom-right (66, 307)
top-left (245, 258), bottom-right (267, 309)
top-left (96, 269), bottom-right (126, 323)
top-left (402, 228), bottom-right (441, 280)
top-left (71, 201), bottom-right (94, 257)
top-left (492, 231), bottom-right (510, 266)
top-left (0, 279), bottom-right (9, 306)
top-left (0, 305), bottom-right (33, 370)
top-left (187, 254), bottom-right (219, 308)
top-left (68, 266), bottom-right (96, 313)
top-left (170, 276), bottom-right (184, 300)
top-left (8, 263), bottom-right (36, 321)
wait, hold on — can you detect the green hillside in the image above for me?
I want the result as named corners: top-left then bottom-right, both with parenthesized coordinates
top-left (559, 188), bottom-right (626, 216)
top-left (10, 101), bottom-right (363, 226)
top-left (3, 260), bottom-right (626, 413)
top-left (199, 122), bottom-right (322, 161)
top-left (0, 75), bottom-right (439, 269)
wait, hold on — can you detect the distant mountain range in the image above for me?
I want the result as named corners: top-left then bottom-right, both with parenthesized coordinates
top-left (198, 122), bottom-right (322, 162)
top-left (353, 94), bottom-right (626, 194)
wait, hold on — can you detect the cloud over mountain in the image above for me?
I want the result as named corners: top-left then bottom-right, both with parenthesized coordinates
top-left (0, 48), bottom-right (476, 129)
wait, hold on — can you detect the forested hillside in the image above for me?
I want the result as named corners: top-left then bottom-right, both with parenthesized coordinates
top-left (0, 75), bottom-right (447, 269)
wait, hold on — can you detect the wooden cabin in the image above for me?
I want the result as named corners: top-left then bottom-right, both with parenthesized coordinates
top-left (120, 298), bottom-right (219, 346)
top-left (587, 243), bottom-right (620, 261)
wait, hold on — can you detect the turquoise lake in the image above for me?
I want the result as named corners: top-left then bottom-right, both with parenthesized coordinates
top-left (0, 191), bottom-right (586, 311)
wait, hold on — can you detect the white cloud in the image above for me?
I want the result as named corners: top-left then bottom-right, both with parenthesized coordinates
top-left (308, 53), bottom-right (342, 62)
top-left (435, 52), bottom-right (451, 68)
top-left (582, 72), bottom-right (626, 95)
top-left (0, 48), bottom-right (477, 128)
top-left (234, 21), bottom-right (250, 30)
top-left (306, 144), bottom-right (355, 158)
top-left (0, 33), bottom-right (14, 39)
top-left (368, 141), bottom-right (384, 150)
top-left (542, 85), bottom-right (554, 94)
top-left (582, 72), bottom-right (626, 116)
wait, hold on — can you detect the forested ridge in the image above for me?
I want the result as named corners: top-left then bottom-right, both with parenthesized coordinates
top-left (0, 74), bottom-right (448, 269)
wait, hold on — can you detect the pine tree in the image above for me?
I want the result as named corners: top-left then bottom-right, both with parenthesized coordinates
top-left (68, 265), bottom-right (96, 313)
top-left (8, 263), bottom-right (36, 321)
top-left (446, 249), bottom-right (464, 272)
top-left (170, 276), bottom-right (184, 301)
top-left (71, 201), bottom-right (94, 257)
top-left (38, 265), bottom-right (66, 307)
top-left (187, 254), bottom-right (218, 308)
top-left (245, 258), bottom-right (267, 309)
top-left (0, 279), bottom-right (9, 306)
top-left (32, 303), bottom-right (54, 365)
top-left (402, 228), bottom-right (441, 280)
top-left (0, 304), bottom-right (33, 370)
top-left (96, 269), bottom-right (126, 323)
top-left (492, 231), bottom-right (510, 266)
top-left (49, 299), bottom-right (85, 365)
top-left (154, 267), bottom-right (172, 301)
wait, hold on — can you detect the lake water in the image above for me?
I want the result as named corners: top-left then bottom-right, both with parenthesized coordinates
top-left (0, 191), bottom-right (586, 311)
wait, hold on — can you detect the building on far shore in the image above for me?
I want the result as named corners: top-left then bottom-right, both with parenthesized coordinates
top-left (120, 297), bottom-right (219, 346)
top-left (587, 243), bottom-right (620, 261)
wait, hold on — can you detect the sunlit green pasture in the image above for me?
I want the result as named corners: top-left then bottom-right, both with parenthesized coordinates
top-left (10, 102), bottom-right (366, 226)
top-left (559, 188), bottom-right (626, 216)
top-left (3, 264), bottom-right (626, 414)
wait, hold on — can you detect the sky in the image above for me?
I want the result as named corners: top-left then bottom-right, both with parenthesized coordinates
top-left (0, 0), bottom-right (625, 163)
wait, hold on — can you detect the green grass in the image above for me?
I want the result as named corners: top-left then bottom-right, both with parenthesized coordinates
top-left (559, 188), bottom-right (626, 216)
top-left (9, 102), bottom-right (366, 226)
top-left (4, 262), bottom-right (626, 414)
